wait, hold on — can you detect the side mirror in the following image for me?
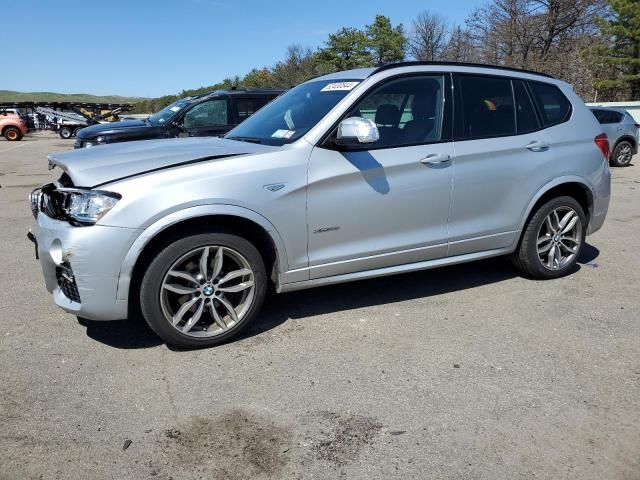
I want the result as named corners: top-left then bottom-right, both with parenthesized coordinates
top-left (335, 117), bottom-right (380, 147)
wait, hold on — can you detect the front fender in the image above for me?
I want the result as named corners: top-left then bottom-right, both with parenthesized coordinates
top-left (115, 204), bottom-right (289, 301)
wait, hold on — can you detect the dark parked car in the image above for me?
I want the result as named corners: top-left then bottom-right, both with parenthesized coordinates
top-left (74, 88), bottom-right (284, 149)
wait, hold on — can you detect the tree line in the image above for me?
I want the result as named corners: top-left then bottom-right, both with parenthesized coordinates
top-left (133, 0), bottom-right (639, 113)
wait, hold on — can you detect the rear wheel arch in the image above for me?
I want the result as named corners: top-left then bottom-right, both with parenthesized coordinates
top-left (613, 135), bottom-right (636, 150)
top-left (519, 181), bottom-right (593, 242)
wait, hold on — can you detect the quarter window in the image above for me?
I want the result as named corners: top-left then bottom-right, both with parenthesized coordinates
top-left (346, 75), bottom-right (447, 148)
top-left (455, 75), bottom-right (516, 139)
top-left (592, 109), bottom-right (623, 125)
top-left (528, 82), bottom-right (571, 127)
top-left (183, 99), bottom-right (228, 129)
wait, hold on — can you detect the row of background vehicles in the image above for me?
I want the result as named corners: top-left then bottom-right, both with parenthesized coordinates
top-left (0, 102), bottom-right (134, 140)
top-left (0, 89), bottom-right (283, 146)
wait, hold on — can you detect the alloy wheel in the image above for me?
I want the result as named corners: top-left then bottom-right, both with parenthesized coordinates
top-left (617, 144), bottom-right (633, 166)
top-left (159, 246), bottom-right (256, 337)
top-left (536, 207), bottom-right (582, 271)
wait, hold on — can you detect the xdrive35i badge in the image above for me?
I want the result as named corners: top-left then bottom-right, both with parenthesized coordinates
top-left (313, 226), bottom-right (340, 234)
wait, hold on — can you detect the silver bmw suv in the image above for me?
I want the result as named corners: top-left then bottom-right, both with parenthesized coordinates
top-left (30, 62), bottom-right (611, 348)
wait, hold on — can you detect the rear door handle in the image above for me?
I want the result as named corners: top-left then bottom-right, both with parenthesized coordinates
top-left (420, 153), bottom-right (452, 166)
top-left (526, 140), bottom-right (549, 152)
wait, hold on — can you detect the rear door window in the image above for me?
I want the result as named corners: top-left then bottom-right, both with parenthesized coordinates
top-left (528, 82), bottom-right (571, 127)
top-left (454, 74), bottom-right (516, 139)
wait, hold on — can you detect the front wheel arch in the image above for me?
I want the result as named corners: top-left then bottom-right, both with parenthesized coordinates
top-left (126, 214), bottom-right (280, 319)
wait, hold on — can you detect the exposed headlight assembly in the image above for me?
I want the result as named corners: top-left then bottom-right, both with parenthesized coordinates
top-left (29, 187), bottom-right (42, 219)
top-left (36, 184), bottom-right (121, 225)
top-left (63, 189), bottom-right (120, 224)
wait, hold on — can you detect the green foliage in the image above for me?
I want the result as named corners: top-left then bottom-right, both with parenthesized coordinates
top-left (316, 27), bottom-right (373, 71)
top-left (366, 15), bottom-right (406, 66)
top-left (592, 0), bottom-right (640, 96)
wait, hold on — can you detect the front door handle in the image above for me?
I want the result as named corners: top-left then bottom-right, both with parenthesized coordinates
top-left (420, 153), bottom-right (452, 166)
top-left (526, 140), bottom-right (549, 152)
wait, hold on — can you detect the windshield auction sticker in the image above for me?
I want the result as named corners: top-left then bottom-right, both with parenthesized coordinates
top-left (320, 82), bottom-right (360, 92)
top-left (272, 129), bottom-right (296, 139)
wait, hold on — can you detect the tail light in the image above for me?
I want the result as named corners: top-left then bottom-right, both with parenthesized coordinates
top-left (634, 123), bottom-right (640, 129)
top-left (595, 133), bottom-right (610, 160)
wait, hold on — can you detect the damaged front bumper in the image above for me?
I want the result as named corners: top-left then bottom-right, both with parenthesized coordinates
top-left (31, 214), bottom-right (141, 320)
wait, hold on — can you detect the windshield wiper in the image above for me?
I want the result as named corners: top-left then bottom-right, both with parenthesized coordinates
top-left (226, 136), bottom-right (262, 144)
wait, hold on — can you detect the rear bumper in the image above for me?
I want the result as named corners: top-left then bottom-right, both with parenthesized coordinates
top-left (32, 214), bottom-right (141, 320)
top-left (587, 165), bottom-right (611, 235)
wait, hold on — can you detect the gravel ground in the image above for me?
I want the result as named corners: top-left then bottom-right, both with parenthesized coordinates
top-left (1, 132), bottom-right (638, 480)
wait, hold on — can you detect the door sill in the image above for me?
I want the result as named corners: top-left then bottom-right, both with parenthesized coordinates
top-left (278, 247), bottom-right (512, 293)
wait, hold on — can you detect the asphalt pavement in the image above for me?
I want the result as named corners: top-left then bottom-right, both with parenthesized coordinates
top-left (1, 132), bottom-right (638, 479)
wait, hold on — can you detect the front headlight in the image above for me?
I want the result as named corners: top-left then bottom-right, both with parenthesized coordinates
top-left (61, 189), bottom-right (121, 225)
top-left (84, 137), bottom-right (105, 148)
top-left (29, 187), bottom-right (42, 219)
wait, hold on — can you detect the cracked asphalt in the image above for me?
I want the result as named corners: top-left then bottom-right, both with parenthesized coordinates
top-left (1, 132), bottom-right (638, 479)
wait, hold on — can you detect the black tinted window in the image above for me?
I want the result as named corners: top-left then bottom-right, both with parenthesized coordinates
top-left (514, 80), bottom-right (539, 133)
top-left (236, 98), bottom-right (269, 123)
top-left (592, 109), bottom-right (622, 124)
top-left (528, 82), bottom-right (571, 127)
top-left (455, 75), bottom-right (516, 139)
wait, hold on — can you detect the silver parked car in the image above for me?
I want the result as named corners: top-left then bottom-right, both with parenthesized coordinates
top-left (30, 62), bottom-right (611, 348)
top-left (590, 106), bottom-right (639, 167)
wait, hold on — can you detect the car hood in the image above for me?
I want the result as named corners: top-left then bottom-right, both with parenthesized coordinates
top-left (47, 137), bottom-right (276, 187)
top-left (77, 119), bottom-right (149, 138)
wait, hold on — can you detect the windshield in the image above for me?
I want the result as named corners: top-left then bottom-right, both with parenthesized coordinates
top-left (148, 99), bottom-right (192, 125)
top-left (225, 79), bottom-right (360, 145)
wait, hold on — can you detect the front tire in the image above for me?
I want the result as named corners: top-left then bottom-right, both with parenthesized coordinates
top-left (59, 126), bottom-right (72, 139)
top-left (512, 196), bottom-right (586, 279)
top-left (610, 140), bottom-right (634, 167)
top-left (140, 233), bottom-right (267, 348)
top-left (3, 127), bottom-right (22, 141)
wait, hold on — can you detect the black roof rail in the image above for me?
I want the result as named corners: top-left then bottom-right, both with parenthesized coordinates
top-left (194, 88), bottom-right (285, 98)
top-left (369, 61), bottom-right (555, 79)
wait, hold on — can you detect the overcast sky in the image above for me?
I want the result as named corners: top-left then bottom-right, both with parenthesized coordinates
top-left (5, 0), bottom-right (487, 97)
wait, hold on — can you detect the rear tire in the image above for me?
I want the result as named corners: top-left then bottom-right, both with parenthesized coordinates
top-left (140, 232), bottom-right (267, 348)
top-left (59, 126), bottom-right (72, 139)
top-left (610, 140), bottom-right (634, 167)
top-left (511, 196), bottom-right (586, 279)
top-left (3, 127), bottom-right (22, 141)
